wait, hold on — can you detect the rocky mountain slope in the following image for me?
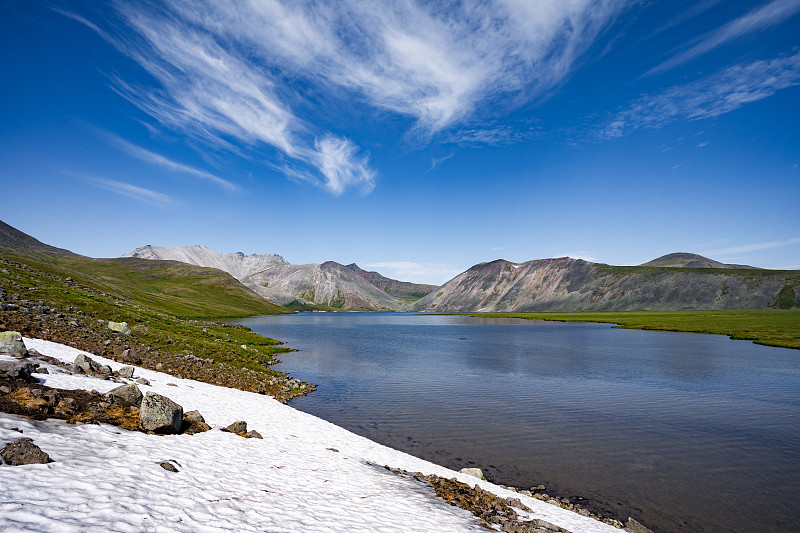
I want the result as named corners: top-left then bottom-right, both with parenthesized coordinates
top-left (122, 245), bottom-right (434, 311)
top-left (344, 264), bottom-right (438, 300)
top-left (640, 252), bottom-right (756, 269)
top-left (245, 262), bottom-right (411, 311)
top-left (413, 257), bottom-right (799, 312)
top-left (124, 245), bottom-right (288, 280)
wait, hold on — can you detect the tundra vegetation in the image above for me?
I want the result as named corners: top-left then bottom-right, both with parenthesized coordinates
top-left (462, 310), bottom-right (800, 350)
top-left (0, 221), bottom-right (311, 400)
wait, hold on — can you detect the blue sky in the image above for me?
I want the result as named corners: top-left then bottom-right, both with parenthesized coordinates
top-left (1, 0), bottom-right (799, 284)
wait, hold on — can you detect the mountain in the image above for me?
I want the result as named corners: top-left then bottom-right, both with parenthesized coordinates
top-left (246, 262), bottom-right (410, 311)
top-left (0, 220), bottom-right (81, 258)
top-left (123, 245), bottom-right (288, 279)
top-left (413, 256), bottom-right (799, 312)
top-left (122, 245), bottom-right (435, 311)
top-left (344, 264), bottom-right (438, 300)
top-left (640, 252), bottom-right (756, 269)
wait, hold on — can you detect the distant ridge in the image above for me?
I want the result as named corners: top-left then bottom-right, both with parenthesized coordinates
top-left (640, 252), bottom-right (756, 270)
top-left (0, 220), bottom-right (81, 258)
top-left (413, 255), bottom-right (798, 312)
top-left (122, 245), bottom-right (436, 311)
top-left (123, 245), bottom-right (288, 280)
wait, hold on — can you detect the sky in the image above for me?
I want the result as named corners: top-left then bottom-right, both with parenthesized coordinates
top-left (1, 0), bottom-right (799, 284)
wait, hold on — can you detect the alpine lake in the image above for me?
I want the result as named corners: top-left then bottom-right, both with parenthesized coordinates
top-left (235, 312), bottom-right (800, 533)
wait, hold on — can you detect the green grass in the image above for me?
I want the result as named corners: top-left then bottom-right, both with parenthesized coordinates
top-left (0, 250), bottom-right (293, 373)
top-left (459, 310), bottom-right (800, 350)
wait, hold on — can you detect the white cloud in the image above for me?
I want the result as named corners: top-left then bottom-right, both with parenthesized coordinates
top-left (75, 174), bottom-right (173, 206)
top-left (600, 51), bottom-right (800, 138)
top-left (61, 1), bottom-right (631, 191)
top-left (304, 136), bottom-right (376, 195)
top-left (107, 135), bottom-right (240, 193)
top-left (647, 0), bottom-right (800, 76)
top-left (703, 238), bottom-right (800, 256)
top-left (364, 261), bottom-right (464, 285)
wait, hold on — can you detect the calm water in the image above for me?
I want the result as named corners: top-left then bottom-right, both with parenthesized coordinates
top-left (236, 313), bottom-right (800, 533)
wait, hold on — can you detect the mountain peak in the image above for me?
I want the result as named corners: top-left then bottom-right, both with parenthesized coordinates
top-left (640, 253), bottom-right (756, 269)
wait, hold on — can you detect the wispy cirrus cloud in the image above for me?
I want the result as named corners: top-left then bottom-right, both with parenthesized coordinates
top-left (71, 173), bottom-right (172, 206)
top-left (61, 1), bottom-right (631, 194)
top-left (600, 51), bottom-right (800, 138)
top-left (646, 0), bottom-right (800, 76)
top-left (703, 237), bottom-right (800, 256)
top-left (107, 134), bottom-right (240, 193)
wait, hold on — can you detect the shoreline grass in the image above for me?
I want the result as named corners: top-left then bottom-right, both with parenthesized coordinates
top-left (458, 310), bottom-right (800, 350)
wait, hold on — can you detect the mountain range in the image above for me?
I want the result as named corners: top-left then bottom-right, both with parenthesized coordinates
top-left (123, 245), bottom-right (437, 311)
top-left (1, 220), bottom-right (797, 313)
top-left (123, 243), bottom-right (799, 312)
top-left (412, 256), bottom-right (797, 312)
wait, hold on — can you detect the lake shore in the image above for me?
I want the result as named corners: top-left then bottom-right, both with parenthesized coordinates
top-left (0, 336), bottom-right (625, 533)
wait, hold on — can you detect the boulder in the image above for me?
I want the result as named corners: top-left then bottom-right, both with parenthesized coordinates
top-left (0, 331), bottom-right (27, 356)
top-left (74, 353), bottom-right (99, 373)
top-left (135, 377), bottom-right (150, 386)
top-left (108, 321), bottom-right (131, 335)
top-left (244, 430), bottom-right (263, 439)
top-left (0, 359), bottom-right (38, 381)
top-left (459, 467), bottom-right (485, 480)
top-left (106, 383), bottom-right (143, 405)
top-left (139, 392), bottom-right (183, 434)
top-left (222, 421), bottom-right (248, 434)
top-left (121, 349), bottom-right (141, 365)
top-left (117, 366), bottom-right (135, 378)
top-left (1, 438), bottom-right (51, 465)
top-left (183, 410), bottom-right (206, 424)
top-left (181, 411), bottom-right (211, 435)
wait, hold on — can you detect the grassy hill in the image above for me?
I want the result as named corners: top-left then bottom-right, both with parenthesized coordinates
top-left (0, 221), bottom-right (310, 401)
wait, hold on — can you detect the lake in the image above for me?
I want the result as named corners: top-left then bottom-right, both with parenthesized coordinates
top-left (235, 313), bottom-right (800, 533)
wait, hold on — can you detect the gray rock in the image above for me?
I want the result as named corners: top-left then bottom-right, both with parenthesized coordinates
top-left (74, 353), bottom-right (99, 373)
top-left (0, 331), bottom-right (27, 356)
top-left (183, 410), bottom-right (206, 424)
top-left (136, 378), bottom-right (150, 386)
top-left (108, 321), bottom-right (131, 335)
top-left (121, 349), bottom-right (141, 365)
top-left (459, 467), bottom-right (485, 479)
top-left (0, 359), bottom-right (38, 381)
top-left (117, 366), bottom-right (135, 378)
top-left (106, 383), bottom-right (143, 405)
top-left (98, 364), bottom-right (112, 375)
top-left (1, 438), bottom-right (51, 465)
top-left (625, 518), bottom-right (654, 533)
top-left (244, 430), bottom-right (263, 439)
top-left (222, 421), bottom-right (248, 434)
top-left (139, 392), bottom-right (183, 434)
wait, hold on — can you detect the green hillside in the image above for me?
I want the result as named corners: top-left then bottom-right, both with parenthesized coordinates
top-left (0, 221), bottom-right (310, 401)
